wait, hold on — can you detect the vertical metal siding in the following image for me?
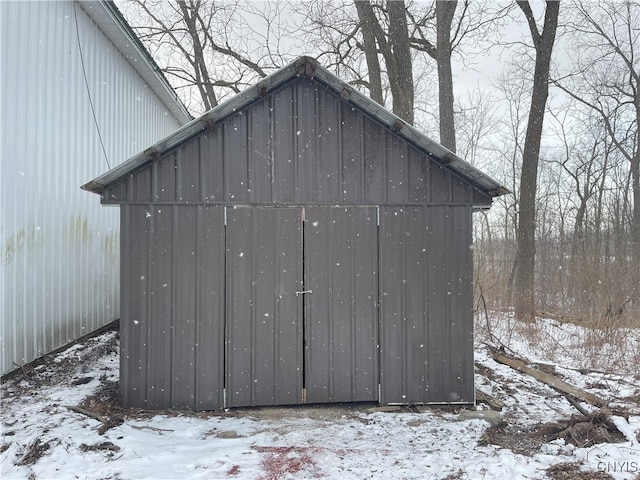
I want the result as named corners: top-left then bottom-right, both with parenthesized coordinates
top-left (379, 207), bottom-right (425, 403)
top-left (379, 206), bottom-right (474, 404)
top-left (385, 136), bottom-right (408, 204)
top-left (194, 206), bottom-right (226, 410)
top-left (430, 164), bottom-right (453, 203)
top-left (340, 106), bottom-right (366, 203)
top-left (225, 207), bottom-right (303, 407)
top-left (171, 207), bottom-right (198, 407)
top-left (363, 116), bottom-right (387, 203)
top-left (145, 205), bottom-right (173, 408)
top-left (107, 74), bottom-right (482, 409)
top-left (304, 207), bottom-right (378, 403)
top-left (272, 85), bottom-right (296, 202)
top-left (295, 82), bottom-right (318, 202)
top-left (200, 131), bottom-right (225, 202)
top-left (408, 147), bottom-right (430, 202)
top-left (176, 140), bottom-right (201, 203)
top-left (103, 80), bottom-right (480, 208)
top-left (0, 1), bottom-right (188, 375)
top-left (225, 114), bottom-right (250, 203)
top-left (447, 206), bottom-right (474, 402)
top-left (248, 99), bottom-right (273, 203)
top-left (315, 88), bottom-right (341, 202)
top-left (120, 205), bottom-right (148, 408)
top-left (120, 205), bottom-right (225, 409)
top-left (155, 152), bottom-right (178, 202)
top-left (425, 207), bottom-right (448, 400)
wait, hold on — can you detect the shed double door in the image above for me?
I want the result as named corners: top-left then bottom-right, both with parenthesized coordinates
top-left (225, 206), bottom-right (378, 407)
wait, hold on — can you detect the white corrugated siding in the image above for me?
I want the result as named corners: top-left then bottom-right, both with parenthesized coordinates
top-left (0, 1), bottom-right (187, 375)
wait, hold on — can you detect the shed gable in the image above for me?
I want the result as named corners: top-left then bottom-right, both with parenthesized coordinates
top-left (102, 77), bottom-right (492, 207)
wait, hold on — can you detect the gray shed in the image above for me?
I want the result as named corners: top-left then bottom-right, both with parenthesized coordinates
top-left (83, 56), bottom-right (508, 410)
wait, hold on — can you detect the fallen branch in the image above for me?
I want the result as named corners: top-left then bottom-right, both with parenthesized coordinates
top-left (562, 394), bottom-right (591, 418)
top-left (476, 389), bottom-right (504, 412)
top-left (64, 405), bottom-right (124, 434)
top-left (64, 405), bottom-right (109, 425)
top-left (492, 353), bottom-right (608, 408)
top-left (80, 441), bottom-right (121, 452)
top-left (130, 424), bottom-right (174, 434)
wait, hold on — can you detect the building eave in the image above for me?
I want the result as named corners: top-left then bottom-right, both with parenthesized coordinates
top-left (78, 0), bottom-right (192, 125)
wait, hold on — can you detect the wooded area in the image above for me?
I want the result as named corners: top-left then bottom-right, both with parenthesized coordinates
top-left (118, 0), bottom-right (639, 327)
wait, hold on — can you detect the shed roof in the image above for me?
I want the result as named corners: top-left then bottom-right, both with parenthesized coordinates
top-left (79, 0), bottom-right (191, 124)
top-left (82, 56), bottom-right (509, 198)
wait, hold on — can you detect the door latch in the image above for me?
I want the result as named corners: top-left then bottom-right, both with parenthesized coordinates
top-left (295, 289), bottom-right (313, 296)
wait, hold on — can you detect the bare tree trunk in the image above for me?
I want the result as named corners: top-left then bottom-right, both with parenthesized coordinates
top-left (178, 1), bottom-right (218, 110)
top-left (354, 0), bottom-right (414, 124)
top-left (386, 1), bottom-right (414, 124)
top-left (353, 1), bottom-right (384, 105)
top-left (514, 0), bottom-right (559, 322)
top-left (632, 132), bottom-right (640, 266)
top-left (125, 0), bottom-right (276, 115)
top-left (435, 0), bottom-right (457, 152)
top-left (552, 1), bottom-right (640, 319)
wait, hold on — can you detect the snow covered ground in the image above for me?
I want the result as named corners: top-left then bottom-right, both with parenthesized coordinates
top-left (1, 315), bottom-right (639, 480)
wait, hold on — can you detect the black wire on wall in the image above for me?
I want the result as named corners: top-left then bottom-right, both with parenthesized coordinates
top-left (73, 1), bottom-right (111, 170)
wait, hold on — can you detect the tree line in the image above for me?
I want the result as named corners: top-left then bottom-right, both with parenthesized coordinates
top-left (120, 0), bottom-right (639, 326)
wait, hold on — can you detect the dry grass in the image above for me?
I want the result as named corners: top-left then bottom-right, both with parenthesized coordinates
top-left (15, 439), bottom-right (52, 467)
top-left (476, 311), bottom-right (640, 376)
top-left (545, 461), bottom-right (614, 480)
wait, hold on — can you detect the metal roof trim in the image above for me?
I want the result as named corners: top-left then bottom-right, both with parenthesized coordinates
top-left (78, 0), bottom-right (191, 125)
top-left (82, 55), bottom-right (510, 198)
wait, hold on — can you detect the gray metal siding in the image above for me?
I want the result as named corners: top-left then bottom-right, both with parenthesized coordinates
top-left (120, 205), bottom-right (147, 408)
top-left (0, 0), bottom-right (188, 376)
top-left (84, 56), bottom-right (508, 200)
top-left (120, 205), bottom-right (225, 409)
top-left (248, 100), bottom-right (273, 202)
top-left (103, 79), bottom-right (491, 208)
top-left (119, 201), bottom-right (475, 408)
top-left (272, 87), bottom-right (296, 202)
top-left (379, 206), bottom-right (474, 404)
top-left (447, 206), bottom-right (475, 402)
top-left (225, 207), bottom-right (303, 407)
top-left (110, 74), bottom-right (483, 409)
top-left (304, 207), bottom-right (378, 403)
top-left (194, 206), bottom-right (227, 409)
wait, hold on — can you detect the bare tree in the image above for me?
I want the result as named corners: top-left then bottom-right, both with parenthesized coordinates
top-left (513, 0), bottom-right (560, 322)
top-left (471, 65), bottom-right (531, 313)
top-left (352, 1), bottom-right (415, 123)
top-left (298, 1), bottom-right (507, 141)
top-left (436, 1), bottom-right (458, 151)
top-left (555, 0), bottom-right (640, 266)
top-left (409, 1), bottom-right (510, 150)
top-left (121, 0), bottom-right (294, 115)
top-left (353, 2), bottom-right (383, 105)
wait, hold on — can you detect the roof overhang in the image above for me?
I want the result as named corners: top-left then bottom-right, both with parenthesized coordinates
top-left (78, 0), bottom-right (191, 125)
top-left (82, 56), bottom-right (510, 198)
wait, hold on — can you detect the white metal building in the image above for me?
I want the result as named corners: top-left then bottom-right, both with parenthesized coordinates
top-left (0, 0), bottom-right (191, 376)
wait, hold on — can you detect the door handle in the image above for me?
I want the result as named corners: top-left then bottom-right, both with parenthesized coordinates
top-left (295, 289), bottom-right (313, 296)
